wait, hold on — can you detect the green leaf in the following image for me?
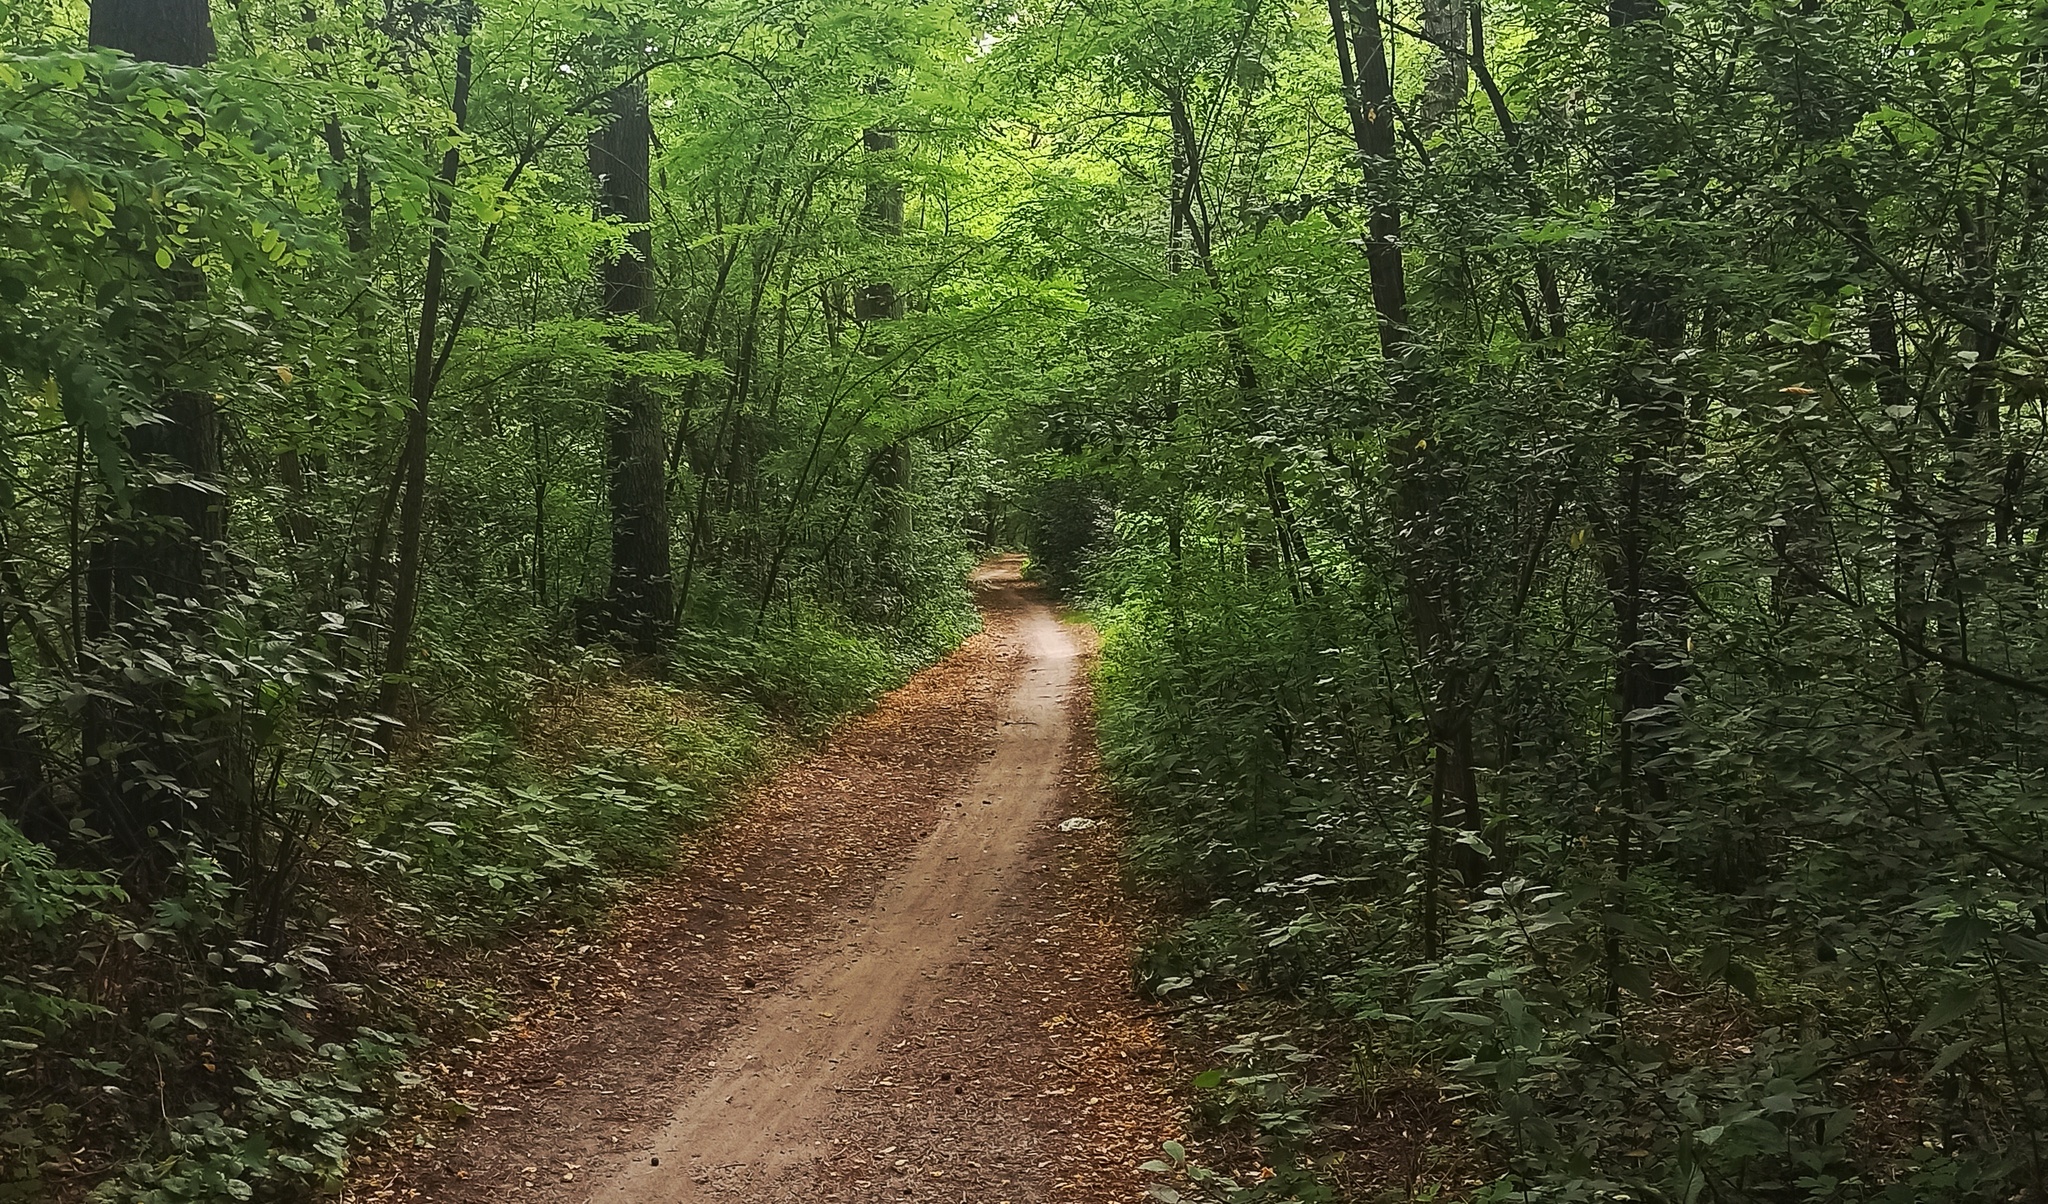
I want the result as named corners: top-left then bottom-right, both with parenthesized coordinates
top-left (1938, 916), bottom-right (1993, 958)
top-left (1912, 986), bottom-right (1979, 1040)
top-left (1611, 962), bottom-right (1656, 999)
top-left (1930, 1037), bottom-right (1974, 1075)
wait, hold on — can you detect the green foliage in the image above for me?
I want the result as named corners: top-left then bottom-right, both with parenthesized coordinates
top-left (1009, 0), bottom-right (2048, 1189)
top-left (676, 565), bottom-right (979, 729)
top-left (1100, 562), bottom-right (2048, 1199)
top-left (357, 690), bottom-right (762, 940)
top-left (90, 1032), bottom-right (415, 1204)
top-left (8, 0), bottom-right (2045, 1191)
top-left (1, 829), bottom-right (412, 1198)
top-left (1, 821), bottom-right (124, 1168)
top-left (2, 0), bottom-right (995, 1187)
top-left (1, 607), bottom-right (961, 1191)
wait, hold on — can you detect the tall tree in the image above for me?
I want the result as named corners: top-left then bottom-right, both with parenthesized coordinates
top-left (591, 79), bottom-right (674, 656)
top-left (378, 5), bottom-right (474, 724)
top-left (1592, 0), bottom-right (1689, 1011)
top-left (83, 0), bottom-right (225, 858)
top-left (1331, 0), bottom-right (1485, 950)
top-left (860, 114), bottom-right (913, 558)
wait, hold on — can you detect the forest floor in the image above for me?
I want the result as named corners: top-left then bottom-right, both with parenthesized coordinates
top-left (351, 557), bottom-right (1183, 1204)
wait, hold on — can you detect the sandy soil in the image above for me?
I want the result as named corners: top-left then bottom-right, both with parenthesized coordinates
top-left (358, 559), bottom-right (1179, 1204)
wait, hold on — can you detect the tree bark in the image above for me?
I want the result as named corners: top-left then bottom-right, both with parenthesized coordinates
top-left (1599, 0), bottom-right (1688, 1015)
top-left (378, 10), bottom-right (473, 729)
top-left (1331, 0), bottom-right (1486, 951)
top-left (858, 119), bottom-right (914, 572)
top-left (592, 81), bottom-right (675, 657)
top-left (1418, 0), bottom-right (1468, 133)
top-left (83, 0), bottom-right (226, 858)
top-left (1605, 0), bottom-right (1689, 789)
top-left (90, 0), bottom-right (215, 66)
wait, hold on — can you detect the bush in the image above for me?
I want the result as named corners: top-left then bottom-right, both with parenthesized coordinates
top-left (1097, 557), bottom-right (2048, 1202)
top-left (1, 578), bottom-right (977, 1195)
top-left (679, 589), bottom-right (979, 733)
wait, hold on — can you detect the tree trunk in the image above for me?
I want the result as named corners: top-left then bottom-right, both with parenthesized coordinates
top-left (378, 11), bottom-right (473, 729)
top-left (90, 0), bottom-right (215, 66)
top-left (858, 125), bottom-right (905, 323)
top-left (860, 119), bottom-right (914, 570)
top-left (83, 0), bottom-right (225, 859)
top-left (1332, 0), bottom-right (1486, 952)
top-left (1599, 0), bottom-right (1688, 1014)
top-left (1606, 0), bottom-right (1689, 792)
top-left (1418, 0), bottom-right (1468, 133)
top-left (1933, 200), bottom-right (2019, 738)
top-left (592, 81), bottom-right (674, 657)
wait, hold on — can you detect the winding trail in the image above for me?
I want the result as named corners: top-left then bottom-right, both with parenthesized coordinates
top-left (361, 559), bottom-right (1177, 1204)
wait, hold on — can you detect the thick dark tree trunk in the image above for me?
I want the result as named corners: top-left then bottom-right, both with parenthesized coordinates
top-left (1606, 0), bottom-right (1689, 792)
top-left (118, 391), bottom-right (226, 606)
top-left (858, 125), bottom-right (905, 324)
top-left (592, 81), bottom-right (674, 657)
top-left (90, 0), bottom-right (215, 66)
top-left (82, 0), bottom-right (226, 858)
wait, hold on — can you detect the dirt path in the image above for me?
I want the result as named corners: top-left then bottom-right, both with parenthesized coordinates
top-left (363, 560), bottom-right (1179, 1203)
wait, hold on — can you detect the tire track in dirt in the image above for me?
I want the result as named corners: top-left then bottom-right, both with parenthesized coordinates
top-left (356, 559), bottom-right (1179, 1203)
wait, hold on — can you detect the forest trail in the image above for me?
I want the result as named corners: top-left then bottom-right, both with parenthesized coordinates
top-left (364, 558), bottom-right (1179, 1204)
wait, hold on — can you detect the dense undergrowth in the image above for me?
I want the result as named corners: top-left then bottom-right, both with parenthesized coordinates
top-left (0, 582), bottom-right (975, 1203)
top-left (1081, 555), bottom-right (2046, 1203)
top-left (1, 0), bottom-right (1005, 1193)
top-left (985, 0), bottom-right (2048, 1192)
top-left (9, 0), bottom-right (2048, 1194)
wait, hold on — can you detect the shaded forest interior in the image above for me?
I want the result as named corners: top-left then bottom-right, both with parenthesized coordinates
top-left (3, 0), bottom-right (2048, 1199)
